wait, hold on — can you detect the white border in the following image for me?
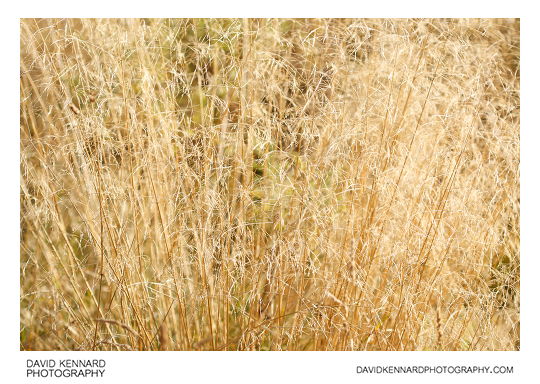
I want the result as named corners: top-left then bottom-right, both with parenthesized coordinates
top-left (15, 1), bottom-right (521, 18)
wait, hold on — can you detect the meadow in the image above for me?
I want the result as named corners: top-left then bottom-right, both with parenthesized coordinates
top-left (20, 18), bottom-right (519, 350)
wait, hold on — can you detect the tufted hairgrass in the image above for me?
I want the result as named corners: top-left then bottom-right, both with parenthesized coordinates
top-left (20, 18), bottom-right (519, 351)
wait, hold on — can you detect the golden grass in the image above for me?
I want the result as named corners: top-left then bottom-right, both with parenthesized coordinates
top-left (20, 18), bottom-right (519, 351)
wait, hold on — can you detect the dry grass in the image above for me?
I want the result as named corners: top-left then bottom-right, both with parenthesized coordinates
top-left (20, 18), bottom-right (519, 351)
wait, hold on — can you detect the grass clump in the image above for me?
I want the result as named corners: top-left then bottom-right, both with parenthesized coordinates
top-left (20, 18), bottom-right (519, 350)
